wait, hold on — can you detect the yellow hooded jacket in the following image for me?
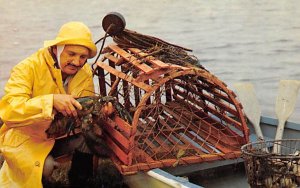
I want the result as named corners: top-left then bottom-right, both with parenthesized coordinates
top-left (0, 47), bottom-right (95, 187)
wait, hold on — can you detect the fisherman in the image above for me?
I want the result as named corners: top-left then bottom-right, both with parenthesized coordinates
top-left (0, 21), bottom-right (112, 187)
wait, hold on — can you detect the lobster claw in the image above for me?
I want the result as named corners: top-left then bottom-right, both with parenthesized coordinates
top-left (101, 102), bottom-right (115, 117)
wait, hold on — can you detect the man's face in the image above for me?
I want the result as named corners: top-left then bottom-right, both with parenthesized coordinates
top-left (59, 45), bottom-right (89, 75)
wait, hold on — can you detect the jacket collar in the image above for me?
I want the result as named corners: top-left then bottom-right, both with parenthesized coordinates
top-left (42, 48), bottom-right (66, 94)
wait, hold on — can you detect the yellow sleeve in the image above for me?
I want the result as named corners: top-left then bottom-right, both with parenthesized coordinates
top-left (0, 62), bottom-right (53, 128)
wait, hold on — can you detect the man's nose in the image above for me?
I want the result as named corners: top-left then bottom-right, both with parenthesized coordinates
top-left (72, 57), bottom-right (81, 66)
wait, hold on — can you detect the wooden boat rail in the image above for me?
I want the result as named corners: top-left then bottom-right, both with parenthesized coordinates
top-left (95, 44), bottom-right (249, 175)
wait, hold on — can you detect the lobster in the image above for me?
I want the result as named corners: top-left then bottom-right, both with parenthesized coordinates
top-left (46, 95), bottom-right (132, 157)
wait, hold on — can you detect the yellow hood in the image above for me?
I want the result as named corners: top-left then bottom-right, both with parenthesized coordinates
top-left (44, 22), bottom-right (97, 58)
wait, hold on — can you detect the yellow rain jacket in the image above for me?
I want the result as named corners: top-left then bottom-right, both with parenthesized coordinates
top-left (0, 47), bottom-right (95, 188)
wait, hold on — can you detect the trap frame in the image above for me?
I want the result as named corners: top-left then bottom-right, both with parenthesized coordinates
top-left (95, 44), bottom-right (249, 175)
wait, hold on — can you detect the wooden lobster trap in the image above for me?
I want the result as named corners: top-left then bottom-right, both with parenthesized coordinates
top-left (94, 43), bottom-right (249, 175)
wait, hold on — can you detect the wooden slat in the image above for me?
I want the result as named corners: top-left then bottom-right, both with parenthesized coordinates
top-left (109, 45), bottom-right (154, 74)
top-left (172, 85), bottom-right (206, 109)
top-left (105, 133), bottom-right (132, 165)
top-left (144, 80), bottom-right (152, 105)
top-left (135, 68), bottom-right (171, 82)
top-left (96, 61), bottom-right (152, 92)
top-left (108, 77), bottom-right (120, 96)
top-left (195, 78), bottom-right (233, 104)
top-left (172, 86), bottom-right (242, 129)
top-left (173, 79), bottom-right (238, 116)
top-left (128, 48), bottom-right (170, 68)
top-left (104, 53), bottom-right (119, 64)
top-left (112, 116), bottom-right (132, 137)
top-left (103, 122), bottom-right (131, 151)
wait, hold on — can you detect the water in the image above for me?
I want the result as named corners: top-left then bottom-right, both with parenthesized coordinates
top-left (1, 1), bottom-right (300, 121)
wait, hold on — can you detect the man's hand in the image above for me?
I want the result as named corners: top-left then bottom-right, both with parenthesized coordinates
top-left (53, 94), bottom-right (82, 117)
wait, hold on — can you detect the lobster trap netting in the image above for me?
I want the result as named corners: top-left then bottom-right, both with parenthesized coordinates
top-left (242, 139), bottom-right (300, 188)
top-left (93, 42), bottom-right (249, 175)
top-left (91, 23), bottom-right (251, 174)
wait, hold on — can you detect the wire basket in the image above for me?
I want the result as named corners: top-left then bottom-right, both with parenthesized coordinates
top-left (241, 139), bottom-right (300, 188)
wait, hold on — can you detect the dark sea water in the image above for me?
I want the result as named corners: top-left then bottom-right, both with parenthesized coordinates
top-left (1, 1), bottom-right (300, 122)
